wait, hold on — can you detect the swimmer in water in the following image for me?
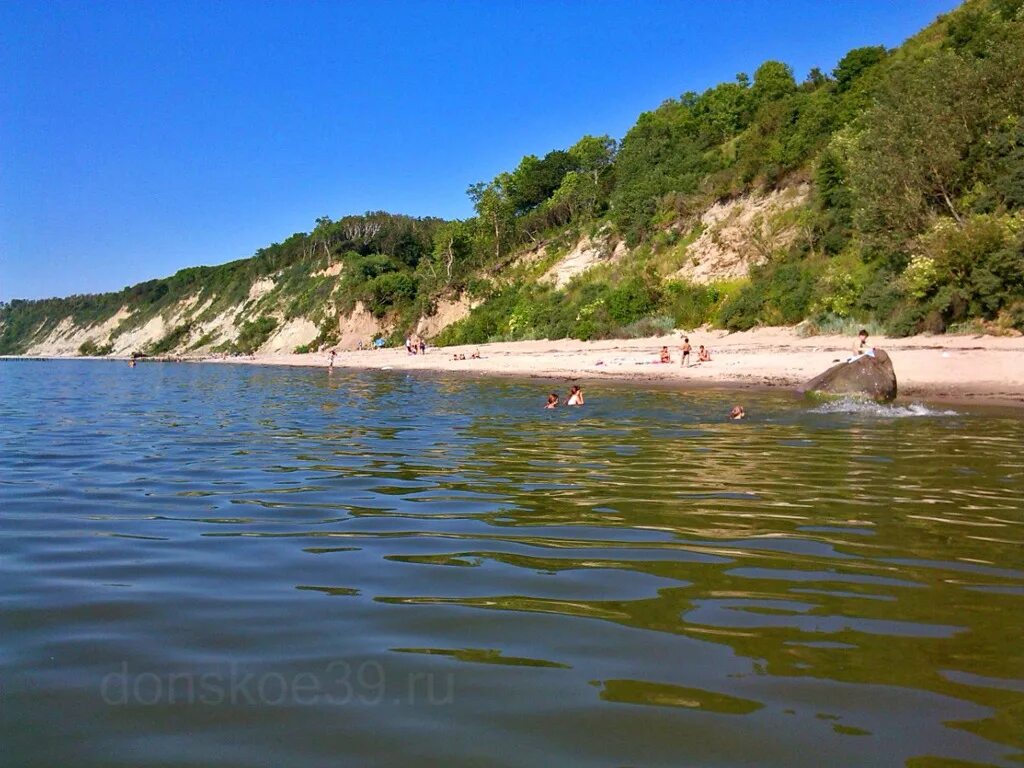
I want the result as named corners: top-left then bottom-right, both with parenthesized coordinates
top-left (545, 393), bottom-right (559, 409)
top-left (566, 385), bottom-right (584, 406)
top-left (730, 405), bottom-right (746, 420)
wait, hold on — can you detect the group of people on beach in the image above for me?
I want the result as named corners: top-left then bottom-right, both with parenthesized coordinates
top-left (406, 335), bottom-right (426, 355)
top-left (659, 336), bottom-right (711, 366)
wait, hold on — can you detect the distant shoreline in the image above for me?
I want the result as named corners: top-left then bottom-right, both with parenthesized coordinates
top-left (8, 327), bottom-right (1024, 408)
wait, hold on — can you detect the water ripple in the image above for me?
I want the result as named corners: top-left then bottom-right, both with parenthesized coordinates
top-left (1, 361), bottom-right (1022, 768)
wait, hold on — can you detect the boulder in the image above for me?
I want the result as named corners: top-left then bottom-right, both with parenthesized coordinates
top-left (801, 349), bottom-right (897, 403)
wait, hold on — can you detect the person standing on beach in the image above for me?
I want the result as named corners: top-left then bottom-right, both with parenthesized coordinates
top-left (680, 337), bottom-right (692, 367)
top-left (328, 349), bottom-right (336, 369)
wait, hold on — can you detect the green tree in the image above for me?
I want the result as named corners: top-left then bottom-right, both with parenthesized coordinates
top-left (751, 61), bottom-right (797, 106)
top-left (507, 150), bottom-right (579, 214)
top-left (467, 175), bottom-right (516, 264)
top-left (833, 46), bottom-right (887, 92)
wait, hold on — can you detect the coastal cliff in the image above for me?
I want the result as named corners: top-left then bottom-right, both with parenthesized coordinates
top-left (3, 0), bottom-right (1022, 357)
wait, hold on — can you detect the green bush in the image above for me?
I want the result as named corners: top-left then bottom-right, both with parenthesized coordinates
top-left (886, 304), bottom-right (926, 337)
top-left (606, 277), bottom-right (660, 324)
top-left (660, 280), bottom-right (719, 328)
top-left (147, 323), bottom-right (192, 355)
top-left (762, 262), bottom-right (816, 325)
top-left (78, 339), bottom-right (114, 356)
top-left (614, 314), bottom-right (677, 338)
top-left (365, 272), bottom-right (417, 317)
top-left (716, 282), bottom-right (765, 330)
top-left (235, 316), bottom-right (278, 354)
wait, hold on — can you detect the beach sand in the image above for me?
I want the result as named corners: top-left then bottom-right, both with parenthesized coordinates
top-left (216, 328), bottom-right (1024, 406)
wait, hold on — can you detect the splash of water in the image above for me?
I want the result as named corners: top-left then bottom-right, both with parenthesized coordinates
top-left (811, 397), bottom-right (957, 418)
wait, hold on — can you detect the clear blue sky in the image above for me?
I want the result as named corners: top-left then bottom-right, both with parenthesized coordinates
top-left (0, 0), bottom-right (959, 301)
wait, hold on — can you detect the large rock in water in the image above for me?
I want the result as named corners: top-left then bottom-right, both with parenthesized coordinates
top-left (801, 349), bottom-right (898, 403)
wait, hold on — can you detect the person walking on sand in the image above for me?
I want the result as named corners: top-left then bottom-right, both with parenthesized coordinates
top-left (567, 385), bottom-right (585, 406)
top-left (680, 337), bottom-right (692, 367)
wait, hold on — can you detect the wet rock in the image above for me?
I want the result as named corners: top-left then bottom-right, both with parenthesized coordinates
top-left (801, 349), bottom-right (897, 403)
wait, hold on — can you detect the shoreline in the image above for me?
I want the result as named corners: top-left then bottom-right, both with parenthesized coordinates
top-left (9, 327), bottom-right (1023, 408)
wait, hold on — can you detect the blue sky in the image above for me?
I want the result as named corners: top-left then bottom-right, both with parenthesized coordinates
top-left (1, 0), bottom-right (959, 301)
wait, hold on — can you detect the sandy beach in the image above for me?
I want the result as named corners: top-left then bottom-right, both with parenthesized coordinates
top-left (207, 327), bottom-right (1024, 406)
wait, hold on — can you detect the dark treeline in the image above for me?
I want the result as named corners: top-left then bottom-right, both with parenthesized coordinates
top-left (3, 0), bottom-right (1023, 354)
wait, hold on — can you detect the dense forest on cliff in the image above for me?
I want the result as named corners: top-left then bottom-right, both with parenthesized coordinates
top-left (2, 0), bottom-right (1023, 356)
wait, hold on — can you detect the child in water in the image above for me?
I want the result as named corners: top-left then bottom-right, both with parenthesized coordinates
top-left (730, 405), bottom-right (746, 420)
top-left (545, 393), bottom-right (559, 409)
top-left (566, 385), bottom-right (584, 406)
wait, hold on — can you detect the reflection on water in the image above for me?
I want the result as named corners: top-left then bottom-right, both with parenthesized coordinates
top-left (1, 360), bottom-right (1022, 767)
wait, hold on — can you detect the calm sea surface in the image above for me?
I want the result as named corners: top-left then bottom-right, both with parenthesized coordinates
top-left (1, 360), bottom-right (1022, 767)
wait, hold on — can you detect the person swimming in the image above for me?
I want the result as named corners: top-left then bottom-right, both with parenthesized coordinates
top-left (545, 393), bottom-right (559, 409)
top-left (566, 385), bottom-right (584, 406)
top-left (730, 405), bottom-right (745, 420)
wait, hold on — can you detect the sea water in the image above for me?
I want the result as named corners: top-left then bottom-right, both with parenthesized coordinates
top-left (1, 360), bottom-right (1022, 767)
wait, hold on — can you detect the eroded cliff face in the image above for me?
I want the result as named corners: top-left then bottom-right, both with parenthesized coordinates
top-left (15, 280), bottom-right (475, 358)
top-left (671, 185), bottom-right (810, 284)
top-left (10, 186), bottom-right (808, 357)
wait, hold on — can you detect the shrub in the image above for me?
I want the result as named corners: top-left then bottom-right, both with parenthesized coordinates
top-left (147, 323), bottom-right (192, 355)
top-left (365, 272), bottom-right (417, 317)
top-left (660, 280), bottom-right (719, 328)
top-left (856, 269), bottom-right (905, 322)
top-left (235, 316), bottom-right (278, 354)
top-left (886, 304), bottom-right (926, 337)
top-left (614, 314), bottom-right (677, 338)
top-left (78, 339), bottom-right (113, 356)
top-left (763, 262), bottom-right (816, 324)
top-left (606, 277), bottom-right (660, 324)
top-left (716, 282), bottom-right (765, 330)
